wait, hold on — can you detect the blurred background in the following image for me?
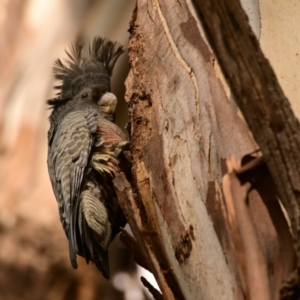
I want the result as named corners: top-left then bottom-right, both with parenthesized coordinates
top-left (0, 0), bottom-right (154, 299)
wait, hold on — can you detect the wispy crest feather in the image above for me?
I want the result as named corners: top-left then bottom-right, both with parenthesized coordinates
top-left (51, 37), bottom-right (124, 100)
top-left (87, 37), bottom-right (124, 76)
top-left (53, 42), bottom-right (84, 81)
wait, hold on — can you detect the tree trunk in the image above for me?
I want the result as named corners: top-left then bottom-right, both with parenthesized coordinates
top-left (121, 0), bottom-right (298, 299)
top-left (193, 0), bottom-right (300, 298)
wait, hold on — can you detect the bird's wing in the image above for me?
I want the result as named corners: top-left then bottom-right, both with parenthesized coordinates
top-left (96, 117), bottom-right (128, 143)
top-left (93, 117), bottom-right (131, 238)
top-left (47, 121), bottom-right (67, 235)
top-left (47, 109), bottom-right (98, 268)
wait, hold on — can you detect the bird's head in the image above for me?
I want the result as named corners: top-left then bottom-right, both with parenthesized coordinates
top-left (76, 86), bottom-right (118, 121)
top-left (48, 37), bottom-right (123, 123)
top-left (52, 37), bottom-right (124, 101)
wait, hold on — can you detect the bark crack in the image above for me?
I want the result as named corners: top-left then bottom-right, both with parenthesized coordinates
top-left (152, 0), bottom-right (199, 116)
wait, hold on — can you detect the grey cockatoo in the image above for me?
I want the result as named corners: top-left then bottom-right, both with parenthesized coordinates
top-left (47, 37), bottom-right (131, 279)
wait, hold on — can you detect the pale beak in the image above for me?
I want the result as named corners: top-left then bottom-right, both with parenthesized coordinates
top-left (97, 92), bottom-right (118, 115)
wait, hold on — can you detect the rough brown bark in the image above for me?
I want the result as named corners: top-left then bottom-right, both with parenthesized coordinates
top-left (123, 0), bottom-right (289, 299)
top-left (192, 0), bottom-right (300, 297)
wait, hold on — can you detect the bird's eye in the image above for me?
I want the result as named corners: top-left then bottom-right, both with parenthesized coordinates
top-left (81, 93), bottom-right (88, 99)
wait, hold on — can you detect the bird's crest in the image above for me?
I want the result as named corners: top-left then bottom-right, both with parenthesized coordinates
top-left (51, 37), bottom-right (124, 101)
top-left (87, 37), bottom-right (124, 76)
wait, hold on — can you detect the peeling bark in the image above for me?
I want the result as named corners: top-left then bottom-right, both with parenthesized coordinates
top-left (123, 0), bottom-right (289, 299)
top-left (192, 0), bottom-right (300, 297)
top-left (222, 155), bottom-right (296, 299)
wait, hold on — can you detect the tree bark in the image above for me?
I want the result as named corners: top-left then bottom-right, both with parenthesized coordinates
top-left (192, 0), bottom-right (300, 297)
top-left (122, 0), bottom-right (288, 299)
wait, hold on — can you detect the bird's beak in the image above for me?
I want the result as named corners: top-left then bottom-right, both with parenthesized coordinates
top-left (97, 92), bottom-right (117, 115)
